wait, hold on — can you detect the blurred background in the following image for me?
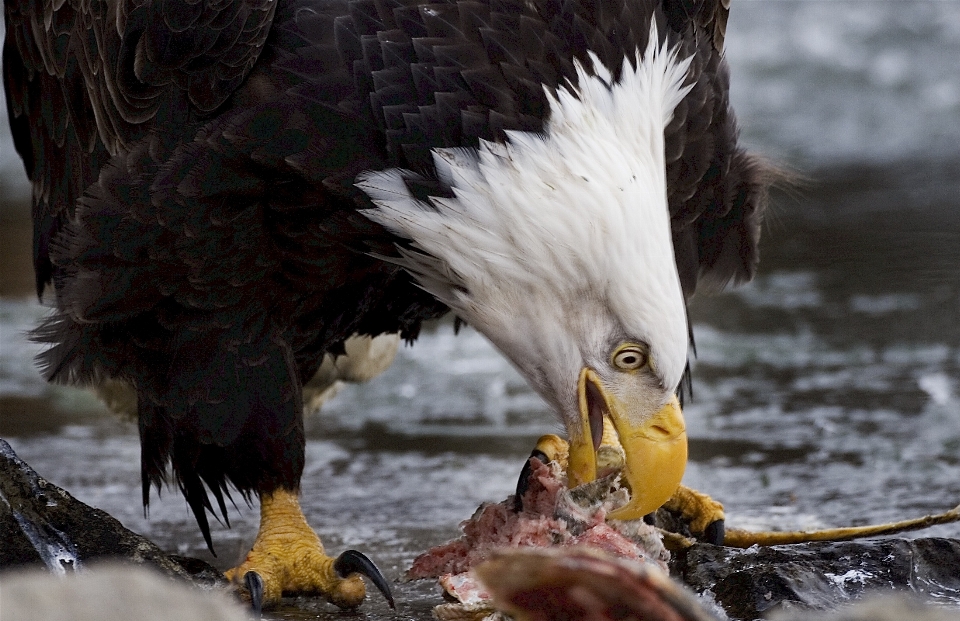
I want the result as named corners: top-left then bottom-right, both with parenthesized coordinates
top-left (3, 0), bottom-right (960, 616)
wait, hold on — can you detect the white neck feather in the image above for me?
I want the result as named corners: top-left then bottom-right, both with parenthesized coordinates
top-left (358, 23), bottom-right (693, 396)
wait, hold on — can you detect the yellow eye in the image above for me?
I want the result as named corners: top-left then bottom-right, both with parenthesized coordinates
top-left (612, 345), bottom-right (648, 371)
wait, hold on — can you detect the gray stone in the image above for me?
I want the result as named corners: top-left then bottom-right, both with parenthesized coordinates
top-left (672, 538), bottom-right (960, 620)
top-left (770, 594), bottom-right (960, 621)
top-left (0, 564), bottom-right (247, 621)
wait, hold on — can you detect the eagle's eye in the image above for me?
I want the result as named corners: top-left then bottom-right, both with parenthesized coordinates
top-left (612, 344), bottom-right (648, 371)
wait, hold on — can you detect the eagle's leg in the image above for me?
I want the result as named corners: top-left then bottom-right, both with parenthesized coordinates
top-left (515, 424), bottom-right (726, 544)
top-left (225, 488), bottom-right (394, 610)
top-left (218, 334), bottom-right (401, 610)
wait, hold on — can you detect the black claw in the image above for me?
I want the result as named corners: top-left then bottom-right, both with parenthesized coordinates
top-left (333, 549), bottom-right (395, 609)
top-left (244, 571), bottom-right (264, 618)
top-left (702, 519), bottom-right (725, 546)
top-left (514, 450), bottom-right (549, 512)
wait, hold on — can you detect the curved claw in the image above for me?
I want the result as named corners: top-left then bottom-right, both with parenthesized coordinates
top-left (244, 571), bottom-right (264, 618)
top-left (333, 549), bottom-right (395, 609)
top-left (702, 519), bottom-right (725, 546)
top-left (514, 450), bottom-right (549, 512)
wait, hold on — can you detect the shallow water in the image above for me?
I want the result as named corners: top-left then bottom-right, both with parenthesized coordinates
top-left (3, 1), bottom-right (960, 619)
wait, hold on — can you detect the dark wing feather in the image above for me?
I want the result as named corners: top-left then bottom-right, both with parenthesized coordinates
top-left (659, 0), bottom-right (769, 298)
top-left (3, 0), bottom-right (277, 297)
top-left (662, 0), bottom-right (729, 51)
top-left (19, 0), bottom-right (449, 539)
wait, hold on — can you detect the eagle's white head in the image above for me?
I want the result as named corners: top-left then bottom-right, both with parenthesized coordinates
top-left (359, 26), bottom-right (693, 519)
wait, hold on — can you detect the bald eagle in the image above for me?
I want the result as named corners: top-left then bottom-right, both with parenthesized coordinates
top-left (4, 0), bottom-right (769, 609)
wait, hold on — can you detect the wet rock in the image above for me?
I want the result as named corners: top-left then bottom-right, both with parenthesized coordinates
top-left (672, 538), bottom-right (960, 620)
top-left (0, 564), bottom-right (246, 621)
top-left (0, 438), bottom-right (223, 585)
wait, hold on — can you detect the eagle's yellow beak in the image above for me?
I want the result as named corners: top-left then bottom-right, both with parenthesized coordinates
top-left (567, 368), bottom-right (687, 520)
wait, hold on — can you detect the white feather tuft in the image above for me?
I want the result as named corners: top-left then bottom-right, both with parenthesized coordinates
top-left (359, 21), bottom-right (693, 398)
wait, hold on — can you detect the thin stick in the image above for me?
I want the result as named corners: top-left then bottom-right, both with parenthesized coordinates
top-left (724, 504), bottom-right (960, 548)
top-left (662, 504), bottom-right (960, 549)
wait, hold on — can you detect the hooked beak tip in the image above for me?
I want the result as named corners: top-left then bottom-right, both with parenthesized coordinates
top-left (568, 371), bottom-right (687, 520)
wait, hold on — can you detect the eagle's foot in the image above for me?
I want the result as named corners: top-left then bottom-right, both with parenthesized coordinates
top-left (514, 428), bottom-right (638, 511)
top-left (514, 434), bottom-right (569, 511)
top-left (661, 484), bottom-right (726, 545)
top-left (513, 429), bottom-right (633, 511)
top-left (225, 488), bottom-right (394, 611)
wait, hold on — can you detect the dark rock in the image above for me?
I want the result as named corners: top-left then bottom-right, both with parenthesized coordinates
top-left (672, 538), bottom-right (960, 620)
top-left (0, 438), bottom-right (224, 585)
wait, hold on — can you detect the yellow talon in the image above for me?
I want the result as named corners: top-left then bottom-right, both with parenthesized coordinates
top-left (662, 484), bottom-right (726, 537)
top-left (531, 434), bottom-right (570, 468)
top-left (225, 489), bottom-right (368, 610)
